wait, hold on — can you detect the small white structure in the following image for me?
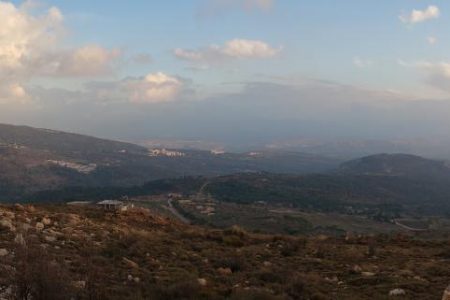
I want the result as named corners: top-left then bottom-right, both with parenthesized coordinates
top-left (97, 200), bottom-right (128, 211)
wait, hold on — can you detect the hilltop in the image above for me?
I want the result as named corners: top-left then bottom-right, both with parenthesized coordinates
top-left (339, 153), bottom-right (450, 179)
top-left (0, 204), bottom-right (447, 300)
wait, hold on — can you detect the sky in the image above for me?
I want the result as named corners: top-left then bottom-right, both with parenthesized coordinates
top-left (2, 0), bottom-right (450, 147)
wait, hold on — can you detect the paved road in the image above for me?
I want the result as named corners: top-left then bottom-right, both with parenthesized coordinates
top-left (393, 219), bottom-right (428, 232)
top-left (167, 198), bottom-right (191, 224)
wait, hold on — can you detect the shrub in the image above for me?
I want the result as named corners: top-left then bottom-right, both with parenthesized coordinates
top-left (214, 256), bottom-right (247, 273)
top-left (13, 241), bottom-right (73, 300)
top-left (230, 289), bottom-right (283, 300)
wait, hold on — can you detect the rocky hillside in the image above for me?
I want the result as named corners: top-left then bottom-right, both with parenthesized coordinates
top-left (0, 204), bottom-right (447, 299)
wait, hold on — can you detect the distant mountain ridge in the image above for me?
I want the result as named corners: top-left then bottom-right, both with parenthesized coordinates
top-left (0, 123), bottom-right (340, 201)
top-left (196, 154), bottom-right (450, 217)
top-left (338, 153), bottom-right (450, 179)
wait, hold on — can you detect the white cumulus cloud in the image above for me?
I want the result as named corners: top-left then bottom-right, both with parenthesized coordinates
top-left (40, 45), bottom-right (122, 77)
top-left (174, 39), bottom-right (281, 66)
top-left (126, 73), bottom-right (185, 104)
top-left (0, 1), bottom-right (121, 103)
top-left (222, 39), bottom-right (280, 58)
top-left (399, 5), bottom-right (440, 24)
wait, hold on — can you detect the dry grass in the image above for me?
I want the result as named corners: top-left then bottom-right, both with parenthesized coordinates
top-left (0, 204), bottom-right (446, 299)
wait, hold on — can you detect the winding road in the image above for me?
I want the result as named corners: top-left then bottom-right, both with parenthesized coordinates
top-left (167, 198), bottom-right (191, 224)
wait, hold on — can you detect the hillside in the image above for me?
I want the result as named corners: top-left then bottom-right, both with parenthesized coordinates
top-left (0, 204), bottom-right (447, 300)
top-left (339, 153), bottom-right (450, 179)
top-left (203, 154), bottom-right (450, 217)
top-left (0, 124), bottom-right (340, 201)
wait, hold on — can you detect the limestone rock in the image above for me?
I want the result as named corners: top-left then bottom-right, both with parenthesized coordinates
top-left (443, 285), bottom-right (450, 300)
top-left (352, 265), bottom-right (362, 273)
top-left (25, 205), bottom-right (36, 213)
top-left (73, 281), bottom-right (86, 289)
top-left (0, 249), bottom-right (8, 257)
top-left (0, 219), bottom-right (15, 232)
top-left (198, 278), bottom-right (207, 286)
top-left (41, 217), bottom-right (52, 226)
top-left (35, 222), bottom-right (44, 231)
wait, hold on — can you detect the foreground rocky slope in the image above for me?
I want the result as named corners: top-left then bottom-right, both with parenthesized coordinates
top-left (0, 204), bottom-right (447, 299)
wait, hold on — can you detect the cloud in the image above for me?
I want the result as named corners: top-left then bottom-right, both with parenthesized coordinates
top-left (0, 83), bottom-right (29, 104)
top-left (125, 73), bottom-right (184, 104)
top-left (12, 78), bottom-right (450, 147)
top-left (427, 36), bottom-right (438, 45)
top-left (38, 45), bottom-right (122, 77)
top-left (174, 39), bottom-right (281, 66)
top-left (417, 62), bottom-right (450, 91)
top-left (399, 5), bottom-right (440, 24)
top-left (399, 60), bottom-right (450, 92)
top-left (86, 73), bottom-right (188, 104)
top-left (0, 1), bottom-right (120, 102)
top-left (353, 57), bottom-right (373, 68)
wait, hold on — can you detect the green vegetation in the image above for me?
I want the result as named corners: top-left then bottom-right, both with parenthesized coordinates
top-left (204, 172), bottom-right (450, 217)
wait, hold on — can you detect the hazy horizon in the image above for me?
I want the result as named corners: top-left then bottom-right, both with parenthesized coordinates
top-left (2, 1), bottom-right (450, 150)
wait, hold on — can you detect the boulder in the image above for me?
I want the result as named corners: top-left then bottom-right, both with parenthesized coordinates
top-left (41, 217), bottom-right (52, 226)
top-left (0, 249), bottom-right (8, 257)
top-left (25, 205), bottom-right (36, 213)
top-left (35, 222), bottom-right (44, 231)
top-left (217, 267), bottom-right (233, 275)
top-left (263, 261), bottom-right (272, 267)
top-left (443, 285), bottom-right (450, 300)
top-left (352, 265), bottom-right (363, 273)
top-left (65, 214), bottom-right (81, 225)
top-left (73, 281), bottom-right (86, 289)
top-left (197, 278), bottom-right (207, 286)
top-left (0, 219), bottom-right (15, 232)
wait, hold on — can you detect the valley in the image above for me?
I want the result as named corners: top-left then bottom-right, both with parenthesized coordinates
top-left (1, 124), bottom-right (450, 299)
